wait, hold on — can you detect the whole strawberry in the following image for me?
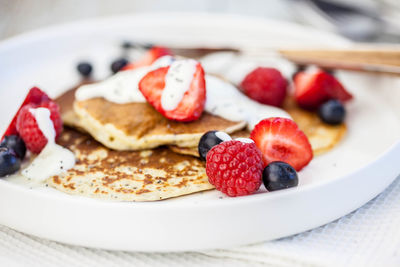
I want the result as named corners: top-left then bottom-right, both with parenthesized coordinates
top-left (240, 67), bottom-right (287, 107)
top-left (16, 101), bottom-right (63, 153)
top-left (294, 69), bottom-right (353, 109)
top-left (206, 140), bottom-right (264, 197)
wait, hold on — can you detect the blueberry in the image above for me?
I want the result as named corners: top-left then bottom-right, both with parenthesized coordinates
top-left (198, 131), bottom-right (232, 160)
top-left (122, 41), bottom-right (134, 49)
top-left (0, 135), bottom-right (26, 159)
top-left (141, 43), bottom-right (154, 50)
top-left (0, 147), bottom-right (21, 177)
top-left (318, 100), bottom-right (346, 125)
top-left (263, 161), bottom-right (298, 191)
top-left (121, 41), bottom-right (153, 50)
top-left (111, 58), bottom-right (129, 74)
top-left (76, 62), bottom-right (93, 77)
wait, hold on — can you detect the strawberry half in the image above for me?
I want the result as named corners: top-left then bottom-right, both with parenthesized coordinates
top-left (2, 87), bottom-right (50, 140)
top-left (250, 117), bottom-right (313, 171)
top-left (123, 46), bottom-right (172, 70)
top-left (139, 62), bottom-right (206, 122)
top-left (294, 69), bottom-right (353, 109)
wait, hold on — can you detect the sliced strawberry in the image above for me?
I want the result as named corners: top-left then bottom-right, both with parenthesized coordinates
top-left (325, 76), bottom-right (353, 101)
top-left (123, 46), bottom-right (172, 70)
top-left (2, 87), bottom-right (50, 140)
top-left (139, 62), bottom-right (206, 122)
top-left (250, 117), bottom-right (313, 171)
top-left (294, 70), bottom-right (353, 109)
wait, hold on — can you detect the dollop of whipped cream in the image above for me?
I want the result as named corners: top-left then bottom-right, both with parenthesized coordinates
top-left (22, 108), bottom-right (75, 182)
top-left (75, 55), bottom-right (291, 130)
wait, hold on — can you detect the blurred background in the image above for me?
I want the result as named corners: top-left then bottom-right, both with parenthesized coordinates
top-left (1, 0), bottom-right (400, 43)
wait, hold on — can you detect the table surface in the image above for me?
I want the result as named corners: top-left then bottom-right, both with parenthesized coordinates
top-left (0, 0), bottom-right (295, 41)
top-left (1, 1), bottom-right (400, 266)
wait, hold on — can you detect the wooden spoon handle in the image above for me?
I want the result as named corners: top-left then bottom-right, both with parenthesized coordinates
top-left (279, 48), bottom-right (400, 75)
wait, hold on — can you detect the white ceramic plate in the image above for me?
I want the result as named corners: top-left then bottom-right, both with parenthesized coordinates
top-left (0, 13), bottom-right (399, 252)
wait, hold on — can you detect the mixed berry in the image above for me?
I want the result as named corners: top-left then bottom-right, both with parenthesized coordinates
top-left (2, 87), bottom-right (50, 139)
top-left (0, 135), bottom-right (26, 159)
top-left (123, 46), bottom-right (172, 70)
top-left (240, 67), bottom-right (287, 107)
top-left (206, 140), bottom-right (264, 197)
top-left (111, 58), bottom-right (129, 74)
top-left (0, 147), bottom-right (21, 177)
top-left (199, 118), bottom-right (308, 197)
top-left (198, 131), bottom-right (232, 160)
top-left (293, 68), bottom-right (352, 110)
top-left (250, 117), bottom-right (313, 171)
top-left (76, 62), bottom-right (93, 77)
top-left (139, 61), bottom-right (206, 122)
top-left (318, 99), bottom-right (346, 125)
top-left (263, 161), bottom-right (298, 191)
top-left (197, 62), bottom-right (353, 197)
top-left (0, 88), bottom-right (63, 177)
top-left (16, 101), bottom-right (62, 153)
top-left (76, 45), bottom-right (172, 78)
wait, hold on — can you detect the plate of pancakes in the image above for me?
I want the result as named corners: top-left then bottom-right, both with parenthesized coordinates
top-left (0, 13), bottom-right (399, 252)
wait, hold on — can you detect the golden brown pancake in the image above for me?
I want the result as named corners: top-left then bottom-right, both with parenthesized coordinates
top-left (169, 130), bottom-right (249, 157)
top-left (56, 86), bottom-right (86, 131)
top-left (284, 98), bottom-right (347, 155)
top-left (57, 86), bottom-right (245, 151)
top-left (47, 128), bottom-right (213, 201)
top-left (168, 100), bottom-right (347, 157)
top-left (66, 84), bottom-right (245, 150)
top-left (56, 85), bottom-right (346, 157)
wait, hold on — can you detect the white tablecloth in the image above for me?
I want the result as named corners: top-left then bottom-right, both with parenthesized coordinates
top-left (1, 175), bottom-right (399, 267)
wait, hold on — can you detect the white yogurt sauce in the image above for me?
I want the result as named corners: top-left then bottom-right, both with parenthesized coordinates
top-left (161, 59), bottom-right (198, 111)
top-left (75, 56), bottom-right (291, 130)
top-left (215, 131), bottom-right (232, 142)
top-left (75, 55), bottom-right (175, 104)
top-left (22, 108), bottom-right (75, 182)
top-left (204, 75), bottom-right (290, 130)
top-left (235, 138), bottom-right (254, 144)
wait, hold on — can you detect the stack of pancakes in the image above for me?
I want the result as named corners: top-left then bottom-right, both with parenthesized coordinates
top-left (49, 80), bottom-right (345, 201)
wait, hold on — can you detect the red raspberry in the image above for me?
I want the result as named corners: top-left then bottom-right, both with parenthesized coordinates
top-left (2, 87), bottom-right (50, 140)
top-left (240, 67), bottom-right (287, 107)
top-left (16, 101), bottom-right (63, 154)
top-left (206, 140), bottom-right (264, 197)
top-left (40, 101), bottom-right (63, 138)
